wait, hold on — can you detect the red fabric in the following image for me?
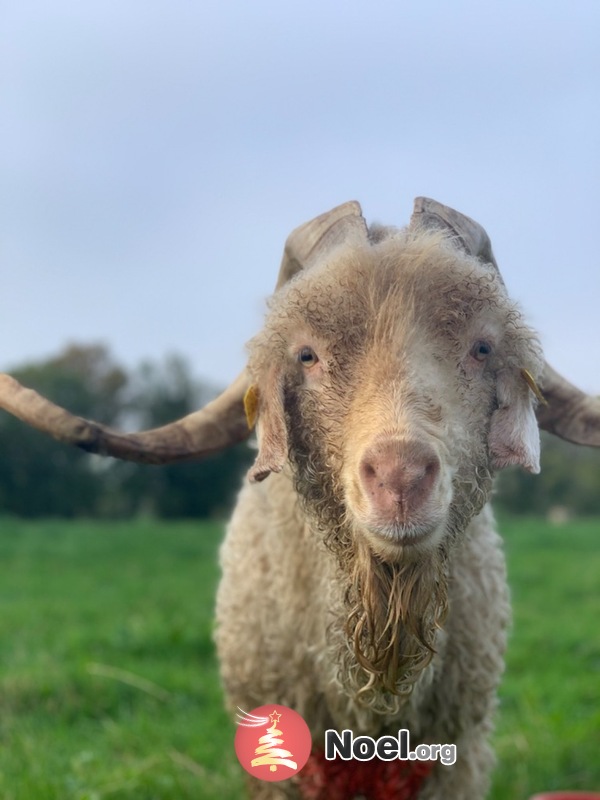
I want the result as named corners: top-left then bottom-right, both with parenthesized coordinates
top-left (299, 749), bottom-right (435, 800)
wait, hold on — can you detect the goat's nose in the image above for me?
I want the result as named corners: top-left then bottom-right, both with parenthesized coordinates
top-left (359, 439), bottom-right (440, 523)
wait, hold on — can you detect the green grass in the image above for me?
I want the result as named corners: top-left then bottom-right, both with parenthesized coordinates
top-left (491, 516), bottom-right (600, 799)
top-left (0, 519), bottom-right (244, 800)
top-left (0, 516), bottom-right (597, 799)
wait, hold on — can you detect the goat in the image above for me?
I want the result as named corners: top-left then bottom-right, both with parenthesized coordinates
top-left (1, 198), bottom-right (599, 800)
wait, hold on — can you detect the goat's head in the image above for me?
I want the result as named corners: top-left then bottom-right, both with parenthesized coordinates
top-left (247, 202), bottom-right (544, 563)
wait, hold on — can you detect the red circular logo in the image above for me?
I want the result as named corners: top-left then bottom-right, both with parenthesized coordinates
top-left (234, 704), bottom-right (312, 782)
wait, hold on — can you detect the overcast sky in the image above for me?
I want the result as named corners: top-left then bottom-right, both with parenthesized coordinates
top-left (1, 1), bottom-right (598, 395)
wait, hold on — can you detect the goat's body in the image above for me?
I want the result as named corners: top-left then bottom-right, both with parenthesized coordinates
top-left (214, 215), bottom-right (547, 799)
top-left (216, 471), bottom-right (510, 799)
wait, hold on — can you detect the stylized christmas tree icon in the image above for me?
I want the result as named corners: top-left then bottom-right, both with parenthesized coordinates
top-left (250, 710), bottom-right (298, 773)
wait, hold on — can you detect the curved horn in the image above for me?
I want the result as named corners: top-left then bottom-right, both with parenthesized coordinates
top-left (410, 196), bottom-right (500, 277)
top-left (535, 364), bottom-right (600, 447)
top-left (0, 370), bottom-right (251, 464)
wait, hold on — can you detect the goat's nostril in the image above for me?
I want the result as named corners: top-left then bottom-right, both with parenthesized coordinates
top-left (425, 459), bottom-right (439, 478)
top-left (363, 463), bottom-right (376, 479)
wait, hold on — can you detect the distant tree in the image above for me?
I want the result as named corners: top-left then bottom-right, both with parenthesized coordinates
top-left (0, 344), bottom-right (127, 517)
top-left (113, 354), bottom-right (253, 518)
top-left (0, 346), bottom-right (253, 519)
top-left (495, 432), bottom-right (600, 516)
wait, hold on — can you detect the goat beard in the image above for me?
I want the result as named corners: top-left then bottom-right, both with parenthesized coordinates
top-left (306, 488), bottom-right (449, 711)
top-left (342, 536), bottom-right (448, 707)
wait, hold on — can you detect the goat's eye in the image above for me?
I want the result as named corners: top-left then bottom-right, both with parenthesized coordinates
top-left (298, 347), bottom-right (319, 367)
top-left (471, 341), bottom-right (493, 361)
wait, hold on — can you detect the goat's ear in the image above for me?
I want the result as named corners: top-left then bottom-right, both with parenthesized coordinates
top-left (247, 369), bottom-right (288, 483)
top-left (488, 369), bottom-right (541, 474)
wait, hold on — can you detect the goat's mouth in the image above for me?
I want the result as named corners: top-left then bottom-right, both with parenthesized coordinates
top-left (345, 474), bottom-right (451, 556)
top-left (362, 513), bottom-right (447, 551)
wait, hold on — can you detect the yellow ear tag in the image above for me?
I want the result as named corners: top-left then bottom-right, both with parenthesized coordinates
top-left (521, 368), bottom-right (548, 406)
top-left (244, 385), bottom-right (259, 430)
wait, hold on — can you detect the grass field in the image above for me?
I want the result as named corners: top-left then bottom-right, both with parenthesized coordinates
top-left (0, 516), bottom-right (597, 799)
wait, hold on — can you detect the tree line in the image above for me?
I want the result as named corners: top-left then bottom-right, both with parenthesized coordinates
top-left (0, 343), bottom-right (599, 518)
top-left (495, 431), bottom-right (600, 518)
top-left (0, 344), bottom-right (253, 518)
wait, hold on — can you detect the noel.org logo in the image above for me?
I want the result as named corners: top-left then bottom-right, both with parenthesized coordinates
top-left (234, 704), bottom-right (312, 782)
top-left (234, 704), bottom-right (457, 785)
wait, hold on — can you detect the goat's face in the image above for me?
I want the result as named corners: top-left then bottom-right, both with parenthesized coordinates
top-left (248, 230), bottom-right (543, 562)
